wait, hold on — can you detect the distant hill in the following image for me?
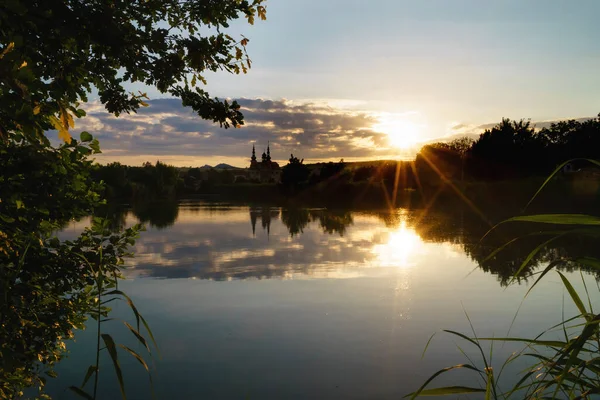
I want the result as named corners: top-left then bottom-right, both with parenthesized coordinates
top-left (199, 163), bottom-right (241, 170)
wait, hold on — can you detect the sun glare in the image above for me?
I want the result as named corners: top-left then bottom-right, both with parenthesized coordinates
top-left (373, 115), bottom-right (422, 150)
top-left (373, 222), bottom-right (422, 268)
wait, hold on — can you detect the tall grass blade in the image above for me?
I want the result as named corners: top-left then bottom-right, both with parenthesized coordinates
top-left (484, 372), bottom-right (492, 400)
top-left (442, 330), bottom-right (479, 347)
top-left (557, 272), bottom-right (588, 319)
top-left (580, 271), bottom-right (594, 316)
top-left (476, 337), bottom-right (568, 347)
top-left (505, 214), bottom-right (600, 226)
top-left (107, 289), bottom-right (160, 355)
top-left (139, 313), bottom-right (160, 357)
top-left (101, 333), bottom-right (127, 400)
top-left (119, 344), bottom-right (155, 396)
top-left (524, 260), bottom-right (565, 298)
top-left (552, 319), bottom-right (600, 398)
top-left (509, 235), bottom-right (564, 284)
top-left (407, 386), bottom-right (485, 397)
top-left (524, 158), bottom-right (600, 210)
top-left (123, 321), bottom-right (150, 353)
top-left (421, 333), bottom-right (436, 359)
top-left (69, 386), bottom-right (94, 400)
top-left (105, 290), bottom-right (141, 330)
top-left (80, 365), bottom-right (98, 388)
top-left (407, 364), bottom-right (481, 400)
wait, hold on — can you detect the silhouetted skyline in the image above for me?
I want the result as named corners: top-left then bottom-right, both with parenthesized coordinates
top-left (74, 1), bottom-right (600, 167)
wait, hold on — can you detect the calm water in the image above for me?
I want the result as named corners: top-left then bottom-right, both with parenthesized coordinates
top-left (48, 202), bottom-right (596, 399)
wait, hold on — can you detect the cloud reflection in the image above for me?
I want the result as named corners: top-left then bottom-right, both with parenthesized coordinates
top-left (116, 204), bottom-right (453, 280)
top-left (61, 202), bottom-right (600, 285)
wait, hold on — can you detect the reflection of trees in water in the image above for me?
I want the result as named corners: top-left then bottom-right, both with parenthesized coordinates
top-left (366, 207), bottom-right (600, 286)
top-left (311, 210), bottom-right (353, 236)
top-left (465, 232), bottom-right (600, 286)
top-left (119, 201), bottom-right (600, 285)
top-left (278, 208), bottom-right (353, 237)
top-left (280, 208), bottom-right (311, 237)
top-left (132, 200), bottom-right (179, 229)
top-left (96, 204), bottom-right (129, 231)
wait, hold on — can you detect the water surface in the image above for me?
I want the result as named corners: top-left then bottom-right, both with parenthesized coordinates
top-left (50, 202), bottom-right (595, 399)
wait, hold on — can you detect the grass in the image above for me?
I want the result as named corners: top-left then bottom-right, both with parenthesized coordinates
top-left (411, 159), bottom-right (600, 399)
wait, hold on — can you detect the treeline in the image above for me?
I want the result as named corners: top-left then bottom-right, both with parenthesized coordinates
top-left (418, 115), bottom-right (600, 181)
top-left (93, 157), bottom-right (416, 203)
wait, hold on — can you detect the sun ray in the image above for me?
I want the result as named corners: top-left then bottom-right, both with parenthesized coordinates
top-left (418, 150), bottom-right (492, 227)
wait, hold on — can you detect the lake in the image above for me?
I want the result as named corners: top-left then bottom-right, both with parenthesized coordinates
top-left (47, 201), bottom-right (597, 399)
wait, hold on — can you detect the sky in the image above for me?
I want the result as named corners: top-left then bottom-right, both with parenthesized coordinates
top-left (80, 0), bottom-right (600, 167)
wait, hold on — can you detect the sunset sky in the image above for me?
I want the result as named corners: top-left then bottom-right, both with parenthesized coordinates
top-left (80, 0), bottom-right (600, 167)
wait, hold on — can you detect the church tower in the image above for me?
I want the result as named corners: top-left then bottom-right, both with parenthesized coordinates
top-left (266, 142), bottom-right (271, 162)
top-left (251, 144), bottom-right (257, 163)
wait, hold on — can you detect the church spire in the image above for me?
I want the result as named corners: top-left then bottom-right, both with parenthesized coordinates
top-left (251, 144), bottom-right (257, 162)
top-left (266, 142), bottom-right (271, 162)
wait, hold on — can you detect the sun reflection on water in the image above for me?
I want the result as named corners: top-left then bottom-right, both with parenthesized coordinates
top-left (372, 221), bottom-right (424, 268)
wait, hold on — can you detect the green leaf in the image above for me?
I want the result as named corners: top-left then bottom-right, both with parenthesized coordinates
top-left (89, 139), bottom-right (101, 153)
top-left (0, 214), bottom-right (15, 223)
top-left (80, 131), bottom-right (93, 142)
top-left (101, 333), bottom-right (127, 400)
top-left (45, 370), bottom-right (58, 378)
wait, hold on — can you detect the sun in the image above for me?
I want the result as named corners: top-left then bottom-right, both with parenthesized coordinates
top-left (373, 115), bottom-right (422, 150)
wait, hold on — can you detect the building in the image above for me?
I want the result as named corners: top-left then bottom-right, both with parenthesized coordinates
top-left (248, 143), bottom-right (282, 183)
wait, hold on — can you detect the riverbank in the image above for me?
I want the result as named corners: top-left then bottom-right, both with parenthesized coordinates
top-left (171, 176), bottom-right (600, 217)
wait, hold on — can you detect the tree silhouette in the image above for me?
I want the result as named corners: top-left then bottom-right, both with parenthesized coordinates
top-left (281, 153), bottom-right (310, 190)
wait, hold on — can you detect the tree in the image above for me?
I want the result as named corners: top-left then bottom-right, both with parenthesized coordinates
top-left (281, 154), bottom-right (309, 190)
top-left (448, 137), bottom-right (474, 181)
top-left (468, 118), bottom-right (547, 179)
top-left (1, 1), bottom-right (267, 398)
top-left (448, 137), bottom-right (475, 157)
top-left (1, 0), bottom-right (267, 144)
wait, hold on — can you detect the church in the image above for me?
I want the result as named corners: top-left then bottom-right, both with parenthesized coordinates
top-left (248, 143), bottom-right (282, 183)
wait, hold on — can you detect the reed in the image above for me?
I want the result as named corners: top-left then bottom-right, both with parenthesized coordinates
top-left (411, 160), bottom-right (600, 399)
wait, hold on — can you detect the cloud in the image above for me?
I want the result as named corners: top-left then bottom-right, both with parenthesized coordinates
top-left (75, 98), bottom-right (404, 167)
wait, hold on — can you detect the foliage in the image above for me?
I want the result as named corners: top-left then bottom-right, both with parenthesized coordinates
top-left (0, 0), bottom-right (267, 144)
top-left (0, 136), bottom-right (100, 398)
top-left (0, 136), bottom-right (154, 399)
top-left (1, 0), bottom-right (267, 397)
top-left (94, 161), bottom-right (181, 201)
top-left (309, 160), bottom-right (347, 185)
